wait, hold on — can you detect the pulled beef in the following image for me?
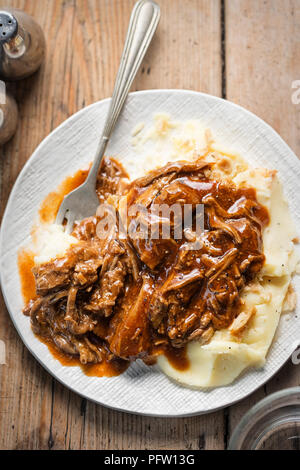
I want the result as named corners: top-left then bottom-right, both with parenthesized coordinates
top-left (96, 156), bottom-right (129, 203)
top-left (33, 244), bottom-right (102, 296)
top-left (24, 157), bottom-right (268, 368)
top-left (108, 275), bottom-right (154, 359)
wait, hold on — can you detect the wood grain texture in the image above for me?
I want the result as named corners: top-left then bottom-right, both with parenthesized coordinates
top-left (0, 0), bottom-right (225, 450)
top-left (0, 0), bottom-right (299, 450)
top-left (225, 0), bottom-right (300, 435)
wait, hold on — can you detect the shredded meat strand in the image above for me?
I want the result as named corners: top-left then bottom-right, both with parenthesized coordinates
top-left (24, 156), bottom-right (268, 367)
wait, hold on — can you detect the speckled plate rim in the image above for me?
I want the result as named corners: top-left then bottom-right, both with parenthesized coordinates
top-left (1, 89), bottom-right (300, 417)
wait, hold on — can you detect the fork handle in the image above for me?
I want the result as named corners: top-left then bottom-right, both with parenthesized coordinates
top-left (87, 0), bottom-right (160, 186)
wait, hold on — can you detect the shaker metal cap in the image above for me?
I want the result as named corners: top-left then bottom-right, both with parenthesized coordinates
top-left (0, 11), bottom-right (18, 42)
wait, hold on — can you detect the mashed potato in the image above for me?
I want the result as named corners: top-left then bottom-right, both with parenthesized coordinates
top-left (31, 113), bottom-right (298, 388)
top-left (32, 223), bottom-right (78, 265)
top-left (158, 166), bottom-right (298, 387)
top-left (130, 114), bottom-right (298, 387)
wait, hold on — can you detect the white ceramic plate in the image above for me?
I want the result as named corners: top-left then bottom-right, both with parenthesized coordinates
top-left (1, 90), bottom-right (300, 417)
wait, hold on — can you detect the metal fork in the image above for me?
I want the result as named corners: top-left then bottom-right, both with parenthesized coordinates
top-left (56, 0), bottom-right (160, 233)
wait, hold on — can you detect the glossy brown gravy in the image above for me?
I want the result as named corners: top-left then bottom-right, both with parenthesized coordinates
top-left (20, 157), bottom-right (269, 379)
top-left (38, 335), bottom-right (129, 377)
top-left (164, 345), bottom-right (190, 371)
top-left (18, 249), bottom-right (36, 304)
top-left (19, 168), bottom-right (129, 377)
top-left (18, 260), bottom-right (189, 375)
top-left (39, 168), bottom-right (89, 223)
top-left (19, 168), bottom-right (91, 319)
top-left (19, 168), bottom-right (189, 375)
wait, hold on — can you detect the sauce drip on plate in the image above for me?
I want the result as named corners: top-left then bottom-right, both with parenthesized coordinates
top-left (19, 157), bottom-right (269, 378)
top-left (18, 249), bottom-right (36, 303)
top-left (39, 169), bottom-right (89, 223)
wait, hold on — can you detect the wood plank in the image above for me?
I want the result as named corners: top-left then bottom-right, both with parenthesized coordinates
top-left (0, 0), bottom-right (223, 450)
top-left (226, 0), bottom-right (300, 154)
top-left (226, 0), bottom-right (300, 437)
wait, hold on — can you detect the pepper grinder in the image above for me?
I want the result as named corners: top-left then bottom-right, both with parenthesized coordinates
top-left (0, 91), bottom-right (18, 145)
top-left (0, 9), bottom-right (45, 80)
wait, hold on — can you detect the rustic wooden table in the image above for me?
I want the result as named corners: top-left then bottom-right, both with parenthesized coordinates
top-left (0, 0), bottom-right (299, 450)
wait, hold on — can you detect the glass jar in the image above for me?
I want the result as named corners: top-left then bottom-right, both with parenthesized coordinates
top-left (229, 387), bottom-right (300, 450)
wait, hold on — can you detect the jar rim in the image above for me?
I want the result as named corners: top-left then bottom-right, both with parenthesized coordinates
top-left (228, 387), bottom-right (300, 450)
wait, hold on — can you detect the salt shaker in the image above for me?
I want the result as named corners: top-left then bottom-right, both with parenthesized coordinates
top-left (0, 9), bottom-right (45, 80)
top-left (0, 91), bottom-right (18, 145)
